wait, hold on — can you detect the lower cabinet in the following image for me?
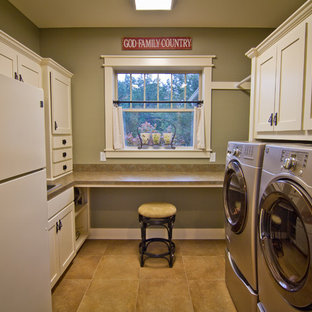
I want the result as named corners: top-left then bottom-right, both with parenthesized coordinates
top-left (48, 188), bottom-right (75, 288)
top-left (48, 187), bottom-right (90, 288)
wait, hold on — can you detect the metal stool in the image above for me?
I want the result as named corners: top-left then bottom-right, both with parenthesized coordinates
top-left (138, 202), bottom-right (176, 267)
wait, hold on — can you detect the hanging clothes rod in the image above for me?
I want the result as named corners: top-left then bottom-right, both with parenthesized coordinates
top-left (113, 100), bottom-right (203, 104)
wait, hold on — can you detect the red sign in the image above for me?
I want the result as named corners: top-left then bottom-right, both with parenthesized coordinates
top-left (122, 37), bottom-right (192, 50)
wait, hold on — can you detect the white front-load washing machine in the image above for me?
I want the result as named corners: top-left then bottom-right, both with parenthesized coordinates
top-left (257, 144), bottom-right (312, 312)
top-left (223, 141), bottom-right (266, 312)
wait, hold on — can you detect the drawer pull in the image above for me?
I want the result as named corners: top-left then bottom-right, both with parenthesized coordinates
top-left (62, 139), bottom-right (67, 145)
top-left (54, 121), bottom-right (58, 130)
top-left (56, 221), bottom-right (59, 233)
top-left (63, 152), bottom-right (67, 158)
top-left (63, 165), bottom-right (67, 171)
top-left (14, 72), bottom-right (18, 80)
top-left (19, 74), bottom-right (24, 82)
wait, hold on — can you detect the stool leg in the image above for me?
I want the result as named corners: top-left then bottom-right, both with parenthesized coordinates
top-left (168, 218), bottom-right (174, 268)
top-left (140, 219), bottom-right (147, 267)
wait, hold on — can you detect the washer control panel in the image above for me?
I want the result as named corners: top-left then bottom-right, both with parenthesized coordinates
top-left (280, 150), bottom-right (309, 176)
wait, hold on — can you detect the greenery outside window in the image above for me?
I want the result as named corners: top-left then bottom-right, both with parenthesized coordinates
top-left (117, 73), bottom-right (200, 149)
top-left (101, 55), bottom-right (215, 158)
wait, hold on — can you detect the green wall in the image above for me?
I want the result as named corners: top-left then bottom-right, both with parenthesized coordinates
top-left (39, 27), bottom-right (273, 164)
top-left (0, 0), bottom-right (40, 53)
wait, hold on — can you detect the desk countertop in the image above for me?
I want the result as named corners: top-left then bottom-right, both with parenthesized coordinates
top-left (47, 165), bottom-right (225, 200)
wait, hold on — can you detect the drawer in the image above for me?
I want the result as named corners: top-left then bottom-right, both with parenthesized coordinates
top-left (52, 135), bottom-right (72, 149)
top-left (53, 159), bottom-right (73, 178)
top-left (52, 148), bottom-right (72, 163)
top-left (48, 187), bottom-right (74, 219)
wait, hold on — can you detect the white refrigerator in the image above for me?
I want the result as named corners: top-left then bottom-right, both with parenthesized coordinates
top-left (0, 74), bottom-right (52, 312)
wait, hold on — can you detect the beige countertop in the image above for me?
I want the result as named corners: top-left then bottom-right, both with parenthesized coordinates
top-left (47, 164), bottom-right (225, 200)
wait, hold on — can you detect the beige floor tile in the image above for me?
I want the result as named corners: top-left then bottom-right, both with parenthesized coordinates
top-left (136, 279), bottom-right (194, 312)
top-left (188, 280), bottom-right (237, 312)
top-left (183, 255), bottom-right (225, 281)
top-left (77, 279), bottom-right (139, 312)
top-left (140, 256), bottom-right (187, 280)
top-left (179, 240), bottom-right (225, 256)
top-left (52, 279), bottom-right (90, 312)
top-left (63, 255), bottom-right (102, 279)
top-left (77, 239), bottom-right (109, 256)
top-left (104, 239), bottom-right (140, 255)
top-left (93, 255), bottom-right (140, 280)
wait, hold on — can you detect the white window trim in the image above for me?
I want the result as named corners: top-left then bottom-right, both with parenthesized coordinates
top-left (101, 55), bottom-right (215, 158)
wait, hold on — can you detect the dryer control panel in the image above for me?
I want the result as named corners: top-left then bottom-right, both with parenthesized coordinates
top-left (280, 150), bottom-right (309, 176)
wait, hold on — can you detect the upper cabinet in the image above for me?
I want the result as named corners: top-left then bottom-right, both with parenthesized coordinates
top-left (42, 58), bottom-right (73, 180)
top-left (247, 1), bottom-right (312, 141)
top-left (0, 31), bottom-right (42, 88)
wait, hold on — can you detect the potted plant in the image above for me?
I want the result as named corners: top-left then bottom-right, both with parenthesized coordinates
top-left (152, 129), bottom-right (161, 145)
top-left (138, 121), bottom-right (155, 145)
top-left (163, 125), bottom-right (173, 145)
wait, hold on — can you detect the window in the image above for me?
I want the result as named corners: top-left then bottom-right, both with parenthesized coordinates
top-left (117, 73), bottom-right (200, 149)
top-left (102, 55), bottom-right (215, 158)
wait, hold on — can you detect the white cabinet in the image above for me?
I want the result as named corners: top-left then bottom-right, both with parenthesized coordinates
top-left (50, 69), bottom-right (72, 135)
top-left (248, 2), bottom-right (312, 141)
top-left (254, 22), bottom-right (306, 135)
top-left (0, 32), bottom-right (42, 87)
top-left (304, 15), bottom-right (312, 130)
top-left (48, 188), bottom-right (75, 288)
top-left (42, 58), bottom-right (73, 180)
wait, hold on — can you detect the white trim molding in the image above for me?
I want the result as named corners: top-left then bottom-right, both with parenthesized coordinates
top-left (89, 227), bottom-right (225, 240)
top-left (102, 55), bottom-right (215, 159)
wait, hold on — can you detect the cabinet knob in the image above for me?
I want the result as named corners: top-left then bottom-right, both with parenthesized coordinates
top-left (268, 113), bottom-right (273, 126)
top-left (273, 112), bottom-right (278, 126)
top-left (63, 165), bottom-right (67, 171)
top-left (56, 221), bottom-right (59, 233)
top-left (63, 152), bottom-right (67, 158)
top-left (55, 121), bottom-right (58, 130)
top-left (14, 72), bottom-right (18, 80)
top-left (19, 74), bottom-right (23, 82)
top-left (58, 220), bottom-right (63, 230)
top-left (62, 139), bottom-right (67, 145)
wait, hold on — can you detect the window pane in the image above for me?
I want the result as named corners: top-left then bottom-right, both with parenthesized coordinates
top-left (132, 74), bottom-right (144, 108)
top-left (186, 73), bottom-right (199, 108)
top-left (145, 74), bottom-right (158, 108)
top-left (123, 111), bottom-right (194, 147)
top-left (117, 73), bottom-right (130, 101)
top-left (159, 74), bottom-right (171, 101)
top-left (172, 74), bottom-right (185, 101)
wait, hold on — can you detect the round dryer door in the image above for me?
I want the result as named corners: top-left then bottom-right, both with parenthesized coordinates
top-left (259, 179), bottom-right (312, 309)
top-left (223, 160), bottom-right (247, 233)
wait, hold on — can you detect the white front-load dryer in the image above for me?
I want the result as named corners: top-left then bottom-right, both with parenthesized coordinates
top-left (257, 144), bottom-right (312, 312)
top-left (223, 141), bottom-right (265, 312)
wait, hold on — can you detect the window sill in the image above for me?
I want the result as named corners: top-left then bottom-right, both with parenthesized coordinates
top-left (105, 149), bottom-right (211, 159)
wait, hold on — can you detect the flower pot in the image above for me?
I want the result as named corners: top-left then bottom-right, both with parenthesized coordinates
top-left (152, 132), bottom-right (161, 145)
top-left (141, 133), bottom-right (150, 145)
top-left (163, 132), bottom-right (173, 145)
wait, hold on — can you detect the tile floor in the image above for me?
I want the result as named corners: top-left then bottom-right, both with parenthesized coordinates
top-left (52, 239), bottom-right (237, 312)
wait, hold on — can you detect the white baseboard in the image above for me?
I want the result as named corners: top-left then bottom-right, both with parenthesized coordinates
top-left (89, 228), bottom-right (225, 240)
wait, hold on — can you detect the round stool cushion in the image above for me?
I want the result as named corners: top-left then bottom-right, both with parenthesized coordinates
top-left (138, 202), bottom-right (177, 218)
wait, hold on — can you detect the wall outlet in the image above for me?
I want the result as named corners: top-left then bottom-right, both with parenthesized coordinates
top-left (100, 151), bottom-right (106, 161)
top-left (210, 152), bottom-right (216, 162)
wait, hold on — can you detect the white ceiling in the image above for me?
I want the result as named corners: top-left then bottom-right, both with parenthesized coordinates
top-left (9, 0), bottom-right (307, 29)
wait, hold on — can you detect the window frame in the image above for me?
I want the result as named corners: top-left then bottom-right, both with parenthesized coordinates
top-left (101, 55), bottom-right (215, 158)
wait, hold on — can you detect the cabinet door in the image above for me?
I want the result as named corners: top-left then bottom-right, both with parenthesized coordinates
top-left (304, 16), bottom-right (312, 130)
top-left (255, 45), bottom-right (277, 132)
top-left (48, 215), bottom-right (60, 288)
top-left (17, 53), bottom-right (42, 88)
top-left (57, 202), bottom-right (75, 274)
top-left (274, 22), bottom-right (306, 131)
top-left (50, 70), bottom-right (72, 135)
top-left (0, 41), bottom-right (17, 79)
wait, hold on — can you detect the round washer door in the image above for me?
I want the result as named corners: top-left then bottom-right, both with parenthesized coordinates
top-left (223, 160), bottom-right (247, 234)
top-left (259, 179), bottom-right (312, 309)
